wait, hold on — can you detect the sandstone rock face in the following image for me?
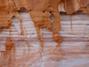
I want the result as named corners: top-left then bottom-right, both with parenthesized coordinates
top-left (0, 0), bottom-right (13, 31)
top-left (0, 0), bottom-right (89, 67)
top-left (63, 0), bottom-right (80, 14)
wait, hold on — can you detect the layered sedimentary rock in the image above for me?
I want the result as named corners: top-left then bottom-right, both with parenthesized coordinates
top-left (80, 0), bottom-right (89, 7)
top-left (0, 0), bottom-right (89, 67)
top-left (63, 0), bottom-right (80, 14)
top-left (0, 0), bottom-right (14, 31)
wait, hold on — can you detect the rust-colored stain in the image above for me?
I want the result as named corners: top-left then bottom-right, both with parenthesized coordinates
top-left (0, 0), bottom-right (89, 67)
